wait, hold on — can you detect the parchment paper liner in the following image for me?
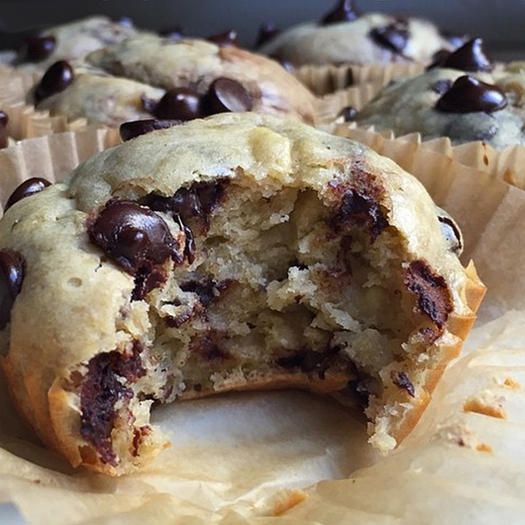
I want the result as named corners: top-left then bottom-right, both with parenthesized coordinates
top-left (0, 65), bottom-right (110, 142)
top-left (295, 62), bottom-right (424, 96)
top-left (1, 126), bottom-right (525, 524)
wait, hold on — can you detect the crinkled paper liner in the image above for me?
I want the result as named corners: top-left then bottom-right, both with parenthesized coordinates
top-left (295, 62), bottom-right (424, 96)
top-left (1, 125), bottom-right (525, 524)
top-left (0, 66), bottom-right (109, 142)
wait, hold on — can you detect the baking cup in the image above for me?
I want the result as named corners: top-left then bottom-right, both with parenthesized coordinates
top-left (294, 62), bottom-right (424, 96)
top-left (0, 124), bottom-right (524, 523)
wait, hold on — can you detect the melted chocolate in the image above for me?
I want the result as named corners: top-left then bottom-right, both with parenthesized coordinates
top-left (34, 60), bottom-right (74, 104)
top-left (435, 75), bottom-right (507, 114)
top-left (88, 200), bottom-right (182, 299)
top-left (404, 260), bottom-right (453, 328)
top-left (0, 250), bottom-right (25, 330)
top-left (119, 119), bottom-right (181, 141)
top-left (5, 177), bottom-right (51, 211)
top-left (320, 0), bottom-right (359, 25)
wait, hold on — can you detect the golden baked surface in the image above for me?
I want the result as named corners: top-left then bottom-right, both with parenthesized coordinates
top-left (33, 35), bottom-right (317, 126)
top-left (0, 113), bottom-right (483, 475)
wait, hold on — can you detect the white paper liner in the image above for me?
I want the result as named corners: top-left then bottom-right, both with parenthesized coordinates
top-left (0, 126), bottom-right (524, 524)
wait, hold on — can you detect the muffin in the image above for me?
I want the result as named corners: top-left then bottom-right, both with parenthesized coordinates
top-left (356, 39), bottom-right (525, 149)
top-left (258, 0), bottom-right (460, 67)
top-left (31, 34), bottom-right (317, 126)
top-left (0, 112), bottom-right (484, 475)
top-left (15, 16), bottom-right (138, 71)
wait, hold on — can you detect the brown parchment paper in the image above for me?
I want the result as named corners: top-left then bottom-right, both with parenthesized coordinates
top-left (294, 63), bottom-right (425, 96)
top-left (1, 125), bottom-right (525, 524)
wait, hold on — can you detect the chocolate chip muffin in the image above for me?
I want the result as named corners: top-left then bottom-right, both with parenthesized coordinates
top-left (31, 34), bottom-right (317, 126)
top-left (16, 16), bottom-right (138, 70)
top-left (258, 0), bottom-right (458, 66)
top-left (356, 39), bottom-right (525, 149)
top-left (0, 112), bottom-right (484, 475)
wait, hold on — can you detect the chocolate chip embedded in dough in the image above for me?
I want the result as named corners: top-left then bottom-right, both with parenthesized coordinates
top-left (320, 0), bottom-right (359, 25)
top-left (204, 78), bottom-right (253, 115)
top-left (5, 177), bottom-right (51, 211)
top-left (119, 119), bottom-right (181, 141)
top-left (0, 250), bottom-right (25, 330)
top-left (153, 88), bottom-right (202, 121)
top-left (436, 75), bottom-right (507, 113)
top-left (19, 35), bottom-right (56, 62)
top-left (369, 22), bottom-right (409, 55)
top-left (34, 60), bottom-right (74, 104)
top-left (440, 38), bottom-right (492, 72)
top-left (207, 29), bottom-right (239, 47)
top-left (338, 106), bottom-right (358, 121)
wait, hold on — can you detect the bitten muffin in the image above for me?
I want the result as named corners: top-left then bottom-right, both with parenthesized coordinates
top-left (258, 0), bottom-right (459, 66)
top-left (0, 112), bottom-right (484, 476)
top-left (31, 34), bottom-right (317, 126)
top-left (356, 39), bottom-right (525, 149)
top-left (15, 16), bottom-right (138, 70)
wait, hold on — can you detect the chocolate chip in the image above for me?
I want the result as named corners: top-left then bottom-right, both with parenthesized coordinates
top-left (440, 38), bottom-right (492, 72)
top-left (204, 78), bottom-right (253, 115)
top-left (88, 200), bottom-right (182, 298)
top-left (113, 16), bottom-right (133, 28)
top-left (440, 30), bottom-right (469, 49)
top-left (369, 22), bottom-right (409, 54)
top-left (0, 110), bottom-right (8, 149)
top-left (153, 88), bottom-right (202, 121)
top-left (34, 60), bottom-right (74, 104)
top-left (391, 370), bottom-right (415, 397)
top-left (320, 0), bottom-right (359, 25)
top-left (5, 177), bottom-right (51, 211)
top-left (207, 29), bottom-right (238, 47)
top-left (0, 250), bottom-right (25, 330)
top-left (19, 35), bottom-right (56, 63)
top-left (119, 119), bottom-right (181, 142)
top-left (438, 215), bottom-right (463, 255)
top-left (431, 79), bottom-right (452, 95)
top-left (428, 48), bottom-right (451, 69)
top-left (277, 347), bottom-right (340, 379)
top-left (159, 26), bottom-right (183, 41)
top-left (435, 75), bottom-right (507, 114)
top-left (338, 106), bottom-right (358, 121)
top-left (256, 22), bottom-right (280, 47)
top-left (404, 260), bottom-right (453, 328)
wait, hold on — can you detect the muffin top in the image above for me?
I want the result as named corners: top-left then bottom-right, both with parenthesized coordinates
top-left (258, 0), bottom-right (458, 66)
top-left (356, 39), bottom-right (525, 149)
top-left (31, 34), bottom-right (317, 126)
top-left (16, 16), bottom-right (139, 70)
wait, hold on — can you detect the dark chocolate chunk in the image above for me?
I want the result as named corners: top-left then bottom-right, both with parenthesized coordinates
top-left (34, 60), bottom-right (74, 104)
top-left (320, 0), bottom-right (359, 25)
top-left (332, 189), bottom-right (388, 240)
top-left (119, 119), bottom-right (181, 142)
top-left (277, 347), bottom-right (340, 379)
top-left (391, 370), bottom-right (415, 397)
top-left (404, 260), bottom-right (453, 328)
top-left (338, 105), bottom-right (358, 121)
top-left (255, 22), bottom-right (280, 47)
top-left (5, 177), bottom-right (51, 211)
top-left (440, 38), bottom-right (492, 72)
top-left (0, 110), bottom-right (8, 149)
top-left (369, 22), bottom-right (409, 55)
top-left (207, 29), bottom-right (238, 47)
top-left (80, 343), bottom-right (145, 465)
top-left (431, 79), bottom-right (452, 95)
top-left (438, 215), bottom-right (463, 255)
top-left (175, 215), bottom-right (196, 264)
top-left (88, 200), bottom-right (182, 298)
top-left (435, 75), bottom-right (507, 114)
top-left (153, 88), bottom-right (202, 121)
top-left (159, 26), bottom-right (183, 41)
top-left (204, 78), bottom-right (253, 115)
top-left (19, 35), bottom-right (56, 63)
top-left (0, 250), bottom-right (25, 330)
top-left (428, 48), bottom-right (451, 69)
top-left (180, 277), bottom-right (231, 307)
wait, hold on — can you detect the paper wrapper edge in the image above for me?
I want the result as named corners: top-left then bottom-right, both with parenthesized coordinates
top-left (0, 122), bottom-right (525, 524)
